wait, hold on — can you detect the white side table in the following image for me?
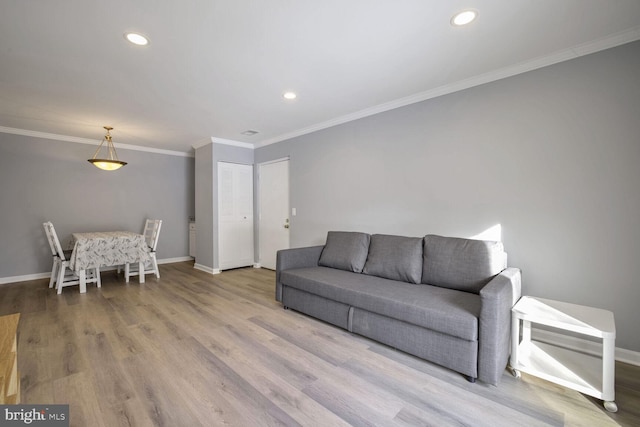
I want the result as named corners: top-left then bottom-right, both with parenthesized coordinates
top-left (510, 296), bottom-right (617, 412)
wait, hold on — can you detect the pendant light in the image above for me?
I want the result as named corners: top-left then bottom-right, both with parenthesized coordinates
top-left (88, 126), bottom-right (127, 171)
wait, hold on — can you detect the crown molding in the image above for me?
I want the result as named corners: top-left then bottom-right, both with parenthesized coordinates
top-left (210, 137), bottom-right (254, 149)
top-left (191, 138), bottom-right (213, 150)
top-left (193, 137), bottom-right (255, 150)
top-left (0, 126), bottom-right (194, 157)
top-left (255, 26), bottom-right (640, 148)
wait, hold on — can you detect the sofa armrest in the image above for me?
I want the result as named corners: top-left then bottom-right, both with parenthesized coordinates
top-left (275, 245), bottom-right (324, 302)
top-left (477, 267), bottom-right (522, 385)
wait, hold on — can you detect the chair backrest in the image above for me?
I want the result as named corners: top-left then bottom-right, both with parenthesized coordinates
top-left (143, 219), bottom-right (162, 252)
top-left (42, 222), bottom-right (57, 257)
top-left (45, 222), bottom-right (68, 261)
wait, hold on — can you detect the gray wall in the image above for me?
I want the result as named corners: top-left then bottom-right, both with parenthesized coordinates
top-left (194, 142), bottom-right (253, 270)
top-left (0, 132), bottom-right (195, 279)
top-left (255, 41), bottom-right (640, 352)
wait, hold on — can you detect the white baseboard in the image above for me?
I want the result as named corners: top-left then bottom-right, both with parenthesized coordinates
top-left (158, 256), bottom-right (194, 265)
top-left (532, 329), bottom-right (640, 367)
top-left (0, 257), bottom-right (196, 285)
top-left (193, 263), bottom-right (220, 275)
top-left (0, 272), bottom-right (50, 285)
top-left (253, 263), bottom-right (261, 268)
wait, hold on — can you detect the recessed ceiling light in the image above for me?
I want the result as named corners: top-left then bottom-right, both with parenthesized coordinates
top-left (241, 130), bottom-right (259, 136)
top-left (124, 32), bottom-right (149, 46)
top-left (451, 10), bottom-right (478, 26)
top-left (283, 92), bottom-right (297, 100)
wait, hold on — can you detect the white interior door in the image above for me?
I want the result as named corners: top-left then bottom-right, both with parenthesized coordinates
top-left (259, 159), bottom-right (290, 270)
top-left (218, 162), bottom-right (254, 270)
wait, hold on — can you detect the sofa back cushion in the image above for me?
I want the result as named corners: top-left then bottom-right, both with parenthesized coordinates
top-left (422, 234), bottom-right (506, 293)
top-left (362, 234), bottom-right (423, 284)
top-left (318, 231), bottom-right (370, 273)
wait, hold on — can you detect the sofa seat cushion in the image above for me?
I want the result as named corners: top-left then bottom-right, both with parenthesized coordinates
top-left (363, 234), bottom-right (423, 284)
top-left (281, 267), bottom-right (480, 341)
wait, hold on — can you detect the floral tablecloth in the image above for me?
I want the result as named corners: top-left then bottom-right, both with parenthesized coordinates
top-left (68, 231), bottom-right (151, 272)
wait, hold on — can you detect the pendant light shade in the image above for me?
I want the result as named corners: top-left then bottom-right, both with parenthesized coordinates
top-left (88, 126), bottom-right (127, 171)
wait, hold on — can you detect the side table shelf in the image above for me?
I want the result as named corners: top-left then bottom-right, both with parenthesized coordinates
top-left (510, 297), bottom-right (617, 413)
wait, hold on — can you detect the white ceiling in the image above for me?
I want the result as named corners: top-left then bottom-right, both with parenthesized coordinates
top-left (1, 0), bottom-right (639, 154)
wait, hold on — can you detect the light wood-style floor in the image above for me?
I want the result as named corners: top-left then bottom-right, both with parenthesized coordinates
top-left (1, 262), bottom-right (639, 426)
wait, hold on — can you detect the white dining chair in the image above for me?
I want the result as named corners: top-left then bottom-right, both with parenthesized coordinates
top-left (43, 221), bottom-right (82, 290)
top-left (125, 219), bottom-right (162, 281)
top-left (43, 222), bottom-right (101, 294)
top-left (43, 222), bottom-right (64, 289)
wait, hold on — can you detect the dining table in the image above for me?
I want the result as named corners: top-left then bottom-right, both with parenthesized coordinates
top-left (68, 231), bottom-right (152, 293)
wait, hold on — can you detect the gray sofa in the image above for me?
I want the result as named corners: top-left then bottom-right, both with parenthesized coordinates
top-left (275, 231), bottom-right (522, 385)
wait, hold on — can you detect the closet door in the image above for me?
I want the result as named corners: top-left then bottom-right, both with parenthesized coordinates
top-left (218, 162), bottom-right (254, 270)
